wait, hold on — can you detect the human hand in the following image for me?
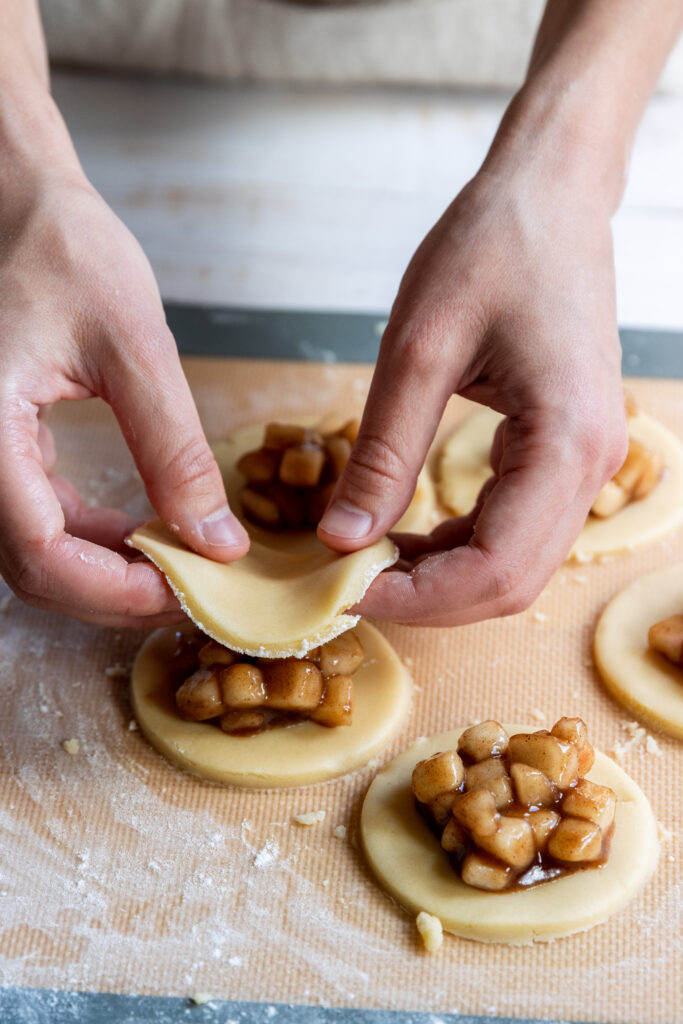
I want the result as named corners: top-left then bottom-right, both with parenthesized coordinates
top-left (318, 150), bottom-right (627, 626)
top-left (0, 176), bottom-right (249, 627)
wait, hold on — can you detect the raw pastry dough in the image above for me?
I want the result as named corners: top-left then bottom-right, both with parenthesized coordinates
top-left (128, 520), bottom-right (397, 658)
top-left (214, 421), bottom-right (438, 544)
top-left (594, 565), bottom-right (683, 740)
top-left (360, 726), bottom-right (658, 944)
top-left (131, 620), bottom-right (412, 787)
top-left (438, 410), bottom-right (683, 560)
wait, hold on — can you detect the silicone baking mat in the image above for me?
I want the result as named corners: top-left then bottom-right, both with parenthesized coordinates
top-left (1, 312), bottom-right (681, 1024)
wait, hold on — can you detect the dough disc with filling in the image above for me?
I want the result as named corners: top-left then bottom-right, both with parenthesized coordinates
top-left (128, 521), bottom-right (397, 658)
top-left (361, 726), bottom-right (658, 944)
top-left (438, 410), bottom-right (683, 560)
top-left (213, 421), bottom-right (437, 545)
top-left (131, 620), bottom-right (412, 787)
top-left (594, 565), bottom-right (683, 740)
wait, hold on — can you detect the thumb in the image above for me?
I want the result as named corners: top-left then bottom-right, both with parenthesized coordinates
top-left (318, 324), bottom-right (452, 552)
top-left (104, 327), bottom-right (249, 561)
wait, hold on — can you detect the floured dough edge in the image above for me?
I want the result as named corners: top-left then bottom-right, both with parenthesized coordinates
top-left (128, 522), bottom-right (397, 658)
top-left (360, 725), bottom-right (659, 945)
top-left (437, 410), bottom-right (683, 561)
top-left (131, 619), bottom-right (412, 787)
top-left (594, 565), bottom-right (683, 740)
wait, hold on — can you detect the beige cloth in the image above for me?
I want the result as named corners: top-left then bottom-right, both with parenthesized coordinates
top-left (39, 0), bottom-right (545, 88)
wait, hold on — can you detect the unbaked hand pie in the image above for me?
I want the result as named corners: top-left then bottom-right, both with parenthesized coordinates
top-left (594, 564), bottom-right (683, 740)
top-left (438, 400), bottom-right (683, 561)
top-left (361, 720), bottom-right (658, 944)
top-left (131, 619), bottom-right (412, 786)
top-left (216, 415), bottom-right (438, 543)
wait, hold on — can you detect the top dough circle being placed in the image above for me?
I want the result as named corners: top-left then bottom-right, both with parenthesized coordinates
top-left (132, 619), bottom-right (412, 787)
top-left (437, 410), bottom-right (683, 560)
top-left (360, 726), bottom-right (659, 945)
top-left (594, 564), bottom-right (683, 740)
top-left (128, 520), bottom-right (397, 659)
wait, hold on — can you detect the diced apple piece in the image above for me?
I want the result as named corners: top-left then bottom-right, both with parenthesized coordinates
top-left (279, 445), bottom-right (325, 487)
top-left (461, 852), bottom-right (512, 891)
top-left (236, 447), bottom-right (279, 484)
top-left (451, 789), bottom-right (499, 837)
top-left (318, 631), bottom-right (365, 676)
top-left (476, 816), bottom-right (535, 871)
top-left (510, 762), bottom-right (558, 808)
top-left (263, 423), bottom-right (310, 450)
top-left (648, 614), bottom-right (683, 666)
top-left (412, 750), bottom-right (465, 804)
top-left (457, 720), bottom-right (509, 762)
top-left (241, 486), bottom-right (282, 528)
top-left (176, 669), bottom-right (225, 721)
top-left (507, 731), bottom-right (579, 790)
top-left (429, 791), bottom-right (456, 828)
top-left (219, 709), bottom-right (266, 734)
top-left (465, 758), bottom-right (513, 810)
top-left (526, 809), bottom-right (561, 852)
top-left (561, 779), bottom-right (616, 832)
top-left (441, 816), bottom-right (467, 855)
top-left (551, 717), bottom-right (595, 775)
top-left (547, 817), bottom-right (603, 863)
top-left (310, 674), bottom-right (353, 727)
top-left (220, 663), bottom-right (267, 709)
top-left (631, 448), bottom-right (664, 500)
top-left (198, 640), bottom-right (238, 668)
top-left (263, 660), bottom-right (324, 711)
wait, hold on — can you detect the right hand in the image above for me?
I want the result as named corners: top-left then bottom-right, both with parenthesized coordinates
top-left (0, 175), bottom-right (249, 627)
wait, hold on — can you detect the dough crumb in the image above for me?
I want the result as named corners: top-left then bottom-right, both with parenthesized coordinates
top-left (322, 879), bottom-right (330, 887)
top-left (608, 741), bottom-right (627, 764)
top-left (332, 825), bottom-right (347, 840)
top-left (416, 910), bottom-right (443, 952)
top-left (532, 611), bottom-right (548, 623)
top-left (253, 841), bottom-right (279, 868)
top-left (403, 656), bottom-right (414, 668)
top-left (529, 708), bottom-right (546, 724)
top-left (657, 822), bottom-right (674, 843)
top-left (128, 719), bottom-right (139, 731)
top-left (573, 551), bottom-right (594, 564)
top-left (294, 810), bottom-right (326, 826)
top-left (104, 663), bottom-right (130, 679)
top-left (598, 553), bottom-right (615, 564)
top-left (572, 574), bottom-right (589, 584)
top-left (645, 735), bottom-right (662, 756)
top-left (190, 993), bottom-right (213, 1005)
top-left (62, 739), bottom-right (80, 755)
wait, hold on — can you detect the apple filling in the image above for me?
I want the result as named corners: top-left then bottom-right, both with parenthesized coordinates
top-left (590, 398), bottom-right (664, 519)
top-left (411, 718), bottom-right (616, 892)
top-left (237, 418), bottom-right (359, 530)
top-left (173, 627), bottom-right (365, 734)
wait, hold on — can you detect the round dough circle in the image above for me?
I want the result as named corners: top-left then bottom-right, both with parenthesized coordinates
top-left (132, 620), bottom-right (412, 787)
top-left (360, 726), bottom-right (658, 944)
top-left (214, 420), bottom-right (438, 544)
top-left (437, 411), bottom-right (683, 560)
top-left (594, 565), bottom-right (683, 739)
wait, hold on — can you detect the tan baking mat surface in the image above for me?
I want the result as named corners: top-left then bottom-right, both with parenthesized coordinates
top-left (1, 359), bottom-right (681, 1022)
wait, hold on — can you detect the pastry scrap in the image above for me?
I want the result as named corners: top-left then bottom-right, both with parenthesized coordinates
top-left (361, 722), bottom-right (658, 944)
top-left (437, 399), bottom-right (683, 560)
top-left (131, 619), bottom-right (412, 787)
top-left (594, 564), bottom-right (683, 740)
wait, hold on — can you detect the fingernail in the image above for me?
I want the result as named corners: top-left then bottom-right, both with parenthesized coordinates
top-left (199, 507), bottom-right (247, 548)
top-left (319, 500), bottom-right (373, 540)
